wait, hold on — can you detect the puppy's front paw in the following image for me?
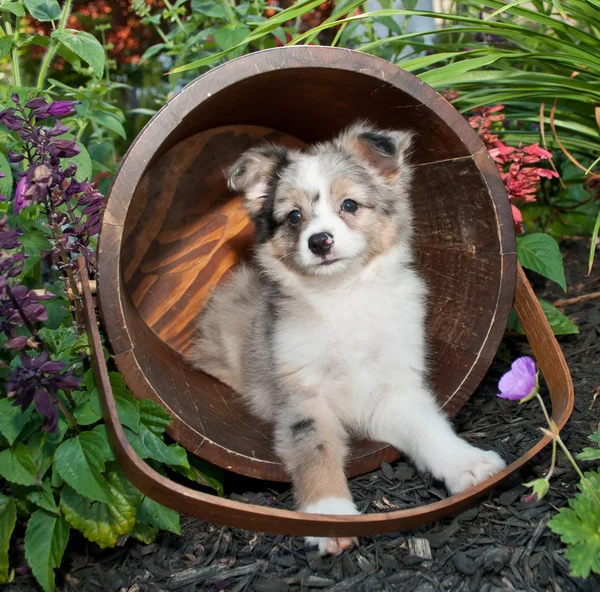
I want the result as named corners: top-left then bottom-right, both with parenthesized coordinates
top-left (305, 535), bottom-right (357, 555)
top-left (445, 448), bottom-right (506, 495)
top-left (303, 497), bottom-right (359, 556)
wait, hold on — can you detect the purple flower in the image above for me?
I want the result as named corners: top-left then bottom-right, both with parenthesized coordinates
top-left (25, 97), bottom-right (48, 110)
top-left (7, 150), bottom-right (25, 163)
top-left (47, 121), bottom-right (69, 137)
top-left (0, 108), bottom-right (23, 131)
top-left (14, 175), bottom-right (29, 214)
top-left (47, 101), bottom-right (80, 117)
top-left (7, 351), bottom-right (81, 433)
top-left (497, 356), bottom-right (538, 403)
top-left (50, 139), bottom-right (81, 159)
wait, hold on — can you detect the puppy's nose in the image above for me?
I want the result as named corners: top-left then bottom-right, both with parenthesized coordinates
top-left (308, 232), bottom-right (334, 256)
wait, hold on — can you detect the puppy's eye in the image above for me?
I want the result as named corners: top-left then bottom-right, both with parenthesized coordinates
top-left (341, 199), bottom-right (358, 214)
top-left (288, 209), bottom-right (302, 225)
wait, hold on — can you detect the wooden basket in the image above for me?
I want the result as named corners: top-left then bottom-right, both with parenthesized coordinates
top-left (92, 47), bottom-right (573, 536)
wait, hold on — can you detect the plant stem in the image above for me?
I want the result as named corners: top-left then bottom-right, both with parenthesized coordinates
top-left (555, 436), bottom-right (600, 506)
top-left (223, 0), bottom-right (236, 25)
top-left (163, 0), bottom-right (186, 33)
top-left (2, 10), bottom-right (21, 86)
top-left (536, 394), bottom-right (600, 506)
top-left (48, 388), bottom-right (78, 428)
top-left (37, 0), bottom-right (73, 90)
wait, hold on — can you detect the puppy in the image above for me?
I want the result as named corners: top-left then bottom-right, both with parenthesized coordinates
top-left (188, 121), bottom-right (506, 555)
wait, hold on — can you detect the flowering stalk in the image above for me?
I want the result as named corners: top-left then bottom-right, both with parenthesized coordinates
top-left (498, 357), bottom-right (600, 506)
top-left (1, 7), bottom-right (21, 87)
top-left (469, 105), bottom-right (559, 231)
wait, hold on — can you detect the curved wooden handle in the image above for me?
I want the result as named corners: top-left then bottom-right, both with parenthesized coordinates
top-left (84, 260), bottom-right (573, 537)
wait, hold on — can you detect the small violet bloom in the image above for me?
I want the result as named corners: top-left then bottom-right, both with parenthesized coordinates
top-left (497, 356), bottom-right (538, 403)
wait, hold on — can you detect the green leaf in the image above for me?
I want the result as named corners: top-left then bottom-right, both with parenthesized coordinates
top-left (191, 0), bottom-right (227, 18)
top-left (26, 481), bottom-right (58, 514)
top-left (60, 467), bottom-right (142, 548)
top-left (24, 0), bottom-right (61, 21)
top-left (139, 399), bottom-right (172, 435)
top-left (54, 432), bottom-right (114, 503)
top-left (44, 298), bottom-right (69, 331)
top-left (20, 230), bottom-right (51, 279)
top-left (0, 36), bottom-right (12, 61)
top-left (51, 29), bottom-right (105, 78)
top-left (175, 456), bottom-right (224, 496)
top-left (538, 299), bottom-right (579, 335)
top-left (92, 110), bottom-right (126, 139)
top-left (0, 152), bottom-right (13, 198)
top-left (139, 43), bottom-right (165, 64)
top-left (130, 522), bottom-right (159, 545)
top-left (73, 400), bottom-right (102, 426)
top-left (589, 429), bottom-right (600, 444)
top-left (137, 424), bottom-right (189, 468)
top-left (0, 398), bottom-right (33, 445)
top-left (517, 234), bottom-right (566, 291)
top-left (0, 496), bottom-right (17, 584)
top-left (0, 443), bottom-right (38, 486)
top-left (0, 2), bottom-right (25, 17)
top-left (578, 448), bottom-right (600, 461)
top-left (213, 24), bottom-right (251, 51)
top-left (69, 142), bottom-right (92, 184)
top-left (88, 374), bottom-right (139, 432)
top-left (24, 510), bottom-right (70, 592)
top-left (136, 496), bottom-right (180, 535)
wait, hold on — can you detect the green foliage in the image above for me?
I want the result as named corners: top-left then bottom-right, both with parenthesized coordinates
top-left (24, 510), bottom-right (70, 592)
top-left (517, 233), bottom-right (566, 292)
top-left (0, 496), bottom-right (17, 584)
top-left (549, 468), bottom-right (600, 578)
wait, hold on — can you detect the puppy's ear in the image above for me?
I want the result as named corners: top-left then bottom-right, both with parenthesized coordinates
top-left (227, 145), bottom-right (290, 215)
top-left (336, 121), bottom-right (413, 183)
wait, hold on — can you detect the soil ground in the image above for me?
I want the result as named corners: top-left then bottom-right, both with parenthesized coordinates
top-left (7, 239), bottom-right (600, 592)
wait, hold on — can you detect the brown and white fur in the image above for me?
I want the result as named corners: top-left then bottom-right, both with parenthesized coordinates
top-left (188, 121), bottom-right (506, 555)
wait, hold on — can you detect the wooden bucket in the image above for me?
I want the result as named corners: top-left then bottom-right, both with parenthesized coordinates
top-left (92, 47), bottom-right (573, 536)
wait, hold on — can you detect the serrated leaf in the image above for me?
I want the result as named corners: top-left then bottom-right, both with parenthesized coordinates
top-left (137, 424), bottom-right (189, 468)
top-left (0, 2), bottom-right (25, 17)
top-left (89, 374), bottom-right (139, 432)
top-left (24, 510), bottom-right (70, 592)
top-left (0, 152), bottom-right (13, 198)
top-left (538, 299), bottom-right (579, 335)
top-left (564, 540), bottom-right (600, 578)
top-left (130, 522), bottom-right (159, 545)
top-left (51, 29), bottom-right (105, 78)
top-left (60, 467), bottom-right (141, 548)
top-left (175, 456), bottom-right (224, 496)
top-left (44, 297), bottom-right (69, 330)
top-left (589, 429), bottom-right (600, 444)
top-left (0, 398), bottom-right (33, 445)
top-left (139, 399), bottom-right (172, 435)
top-left (578, 448), bottom-right (600, 461)
top-left (26, 481), bottom-right (58, 514)
top-left (0, 443), bottom-right (38, 486)
top-left (73, 401), bottom-right (102, 425)
top-left (54, 432), bottom-right (114, 503)
top-left (136, 496), bottom-right (180, 535)
top-left (0, 496), bottom-right (17, 583)
top-left (24, 0), bottom-right (61, 21)
top-left (517, 233), bottom-right (566, 291)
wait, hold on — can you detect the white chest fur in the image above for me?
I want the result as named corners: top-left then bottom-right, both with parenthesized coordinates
top-left (273, 261), bottom-right (428, 426)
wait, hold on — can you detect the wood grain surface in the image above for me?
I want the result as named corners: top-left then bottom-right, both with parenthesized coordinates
top-left (98, 46), bottom-right (517, 482)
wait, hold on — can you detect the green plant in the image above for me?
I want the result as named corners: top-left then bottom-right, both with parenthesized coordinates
top-left (498, 357), bottom-right (600, 579)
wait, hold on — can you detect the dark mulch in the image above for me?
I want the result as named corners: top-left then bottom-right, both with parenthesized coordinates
top-left (7, 239), bottom-right (600, 592)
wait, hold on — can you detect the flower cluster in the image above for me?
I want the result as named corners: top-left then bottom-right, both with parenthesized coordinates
top-left (0, 93), bottom-right (102, 432)
top-left (0, 94), bottom-right (105, 271)
top-left (7, 351), bottom-right (80, 432)
top-left (468, 105), bottom-right (559, 231)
